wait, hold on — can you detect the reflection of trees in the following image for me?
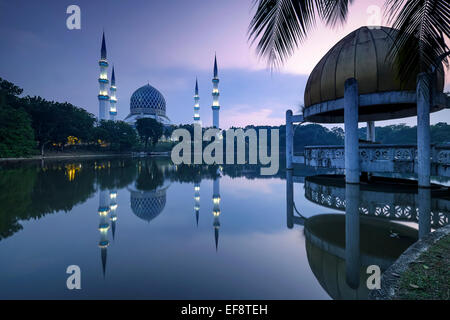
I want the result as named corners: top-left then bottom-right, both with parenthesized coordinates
top-left (95, 158), bottom-right (137, 190)
top-left (0, 158), bottom-right (138, 241)
top-left (31, 164), bottom-right (96, 215)
top-left (0, 168), bottom-right (36, 239)
top-left (135, 160), bottom-right (165, 191)
top-left (167, 164), bottom-right (218, 183)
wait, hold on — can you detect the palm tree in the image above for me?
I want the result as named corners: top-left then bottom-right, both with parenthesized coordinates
top-left (248, 0), bottom-right (449, 83)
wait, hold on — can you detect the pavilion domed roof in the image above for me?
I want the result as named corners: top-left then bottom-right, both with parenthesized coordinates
top-left (304, 26), bottom-right (445, 108)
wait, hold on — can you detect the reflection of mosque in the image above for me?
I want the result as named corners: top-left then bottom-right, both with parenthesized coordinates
top-left (191, 168), bottom-right (223, 251)
top-left (128, 185), bottom-right (169, 222)
top-left (93, 161), bottom-right (227, 277)
top-left (127, 161), bottom-right (172, 223)
top-left (212, 171), bottom-right (222, 251)
top-left (194, 182), bottom-right (200, 226)
top-left (286, 171), bottom-right (449, 300)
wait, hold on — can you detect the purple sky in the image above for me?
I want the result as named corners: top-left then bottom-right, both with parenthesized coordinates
top-left (0, 0), bottom-right (448, 128)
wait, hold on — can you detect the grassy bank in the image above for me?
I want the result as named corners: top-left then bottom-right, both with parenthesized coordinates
top-left (395, 234), bottom-right (450, 300)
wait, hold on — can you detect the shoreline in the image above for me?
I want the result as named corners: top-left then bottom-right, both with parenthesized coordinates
top-left (0, 151), bottom-right (172, 163)
top-left (0, 153), bottom-right (132, 163)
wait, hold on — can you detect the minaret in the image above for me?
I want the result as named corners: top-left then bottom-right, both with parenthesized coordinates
top-left (194, 182), bottom-right (200, 226)
top-left (98, 32), bottom-right (109, 121)
top-left (109, 189), bottom-right (118, 240)
top-left (193, 78), bottom-right (201, 125)
top-left (98, 189), bottom-right (110, 277)
top-left (211, 54), bottom-right (220, 128)
top-left (212, 175), bottom-right (221, 251)
top-left (109, 67), bottom-right (117, 121)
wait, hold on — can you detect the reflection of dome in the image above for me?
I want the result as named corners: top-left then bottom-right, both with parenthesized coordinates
top-left (129, 188), bottom-right (167, 222)
top-left (303, 26), bottom-right (445, 123)
top-left (304, 214), bottom-right (417, 300)
top-left (124, 84), bottom-right (170, 125)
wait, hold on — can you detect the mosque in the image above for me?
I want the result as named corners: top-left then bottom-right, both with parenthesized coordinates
top-left (97, 32), bottom-right (221, 129)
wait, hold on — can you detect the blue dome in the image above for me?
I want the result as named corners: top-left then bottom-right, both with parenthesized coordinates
top-left (130, 84), bottom-right (166, 117)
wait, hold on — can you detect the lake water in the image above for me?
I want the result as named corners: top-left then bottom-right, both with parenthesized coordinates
top-left (0, 157), bottom-right (448, 299)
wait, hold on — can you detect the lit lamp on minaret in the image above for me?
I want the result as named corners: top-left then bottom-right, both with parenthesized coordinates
top-left (98, 189), bottom-right (110, 277)
top-left (194, 183), bottom-right (200, 226)
top-left (109, 189), bottom-right (118, 240)
top-left (212, 173), bottom-right (221, 251)
top-left (193, 78), bottom-right (201, 125)
top-left (98, 32), bottom-right (109, 121)
top-left (109, 67), bottom-right (117, 121)
top-left (211, 54), bottom-right (220, 129)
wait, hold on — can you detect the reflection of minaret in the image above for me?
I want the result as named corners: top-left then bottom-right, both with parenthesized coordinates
top-left (212, 175), bottom-right (221, 251)
top-left (211, 54), bottom-right (220, 128)
top-left (194, 183), bottom-right (200, 226)
top-left (98, 190), bottom-right (110, 277)
top-left (109, 190), bottom-right (118, 240)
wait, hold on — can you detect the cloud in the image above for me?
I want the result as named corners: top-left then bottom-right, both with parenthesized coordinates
top-left (221, 104), bottom-right (286, 129)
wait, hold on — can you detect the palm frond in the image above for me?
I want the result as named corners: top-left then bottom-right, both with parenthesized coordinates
top-left (318, 0), bottom-right (353, 27)
top-left (385, 0), bottom-right (450, 85)
top-left (248, 0), bottom-right (351, 69)
top-left (248, 0), bottom-right (315, 69)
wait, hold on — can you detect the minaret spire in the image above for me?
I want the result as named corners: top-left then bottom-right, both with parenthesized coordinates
top-left (211, 54), bottom-right (220, 128)
top-left (98, 31), bottom-right (109, 121)
top-left (101, 32), bottom-right (107, 60)
top-left (109, 66), bottom-right (117, 120)
top-left (193, 78), bottom-right (200, 124)
top-left (213, 54), bottom-right (218, 79)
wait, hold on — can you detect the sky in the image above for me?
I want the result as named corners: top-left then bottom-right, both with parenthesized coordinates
top-left (0, 0), bottom-right (449, 129)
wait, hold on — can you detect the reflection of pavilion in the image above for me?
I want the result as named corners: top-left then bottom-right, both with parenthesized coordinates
top-left (286, 171), bottom-right (447, 299)
top-left (304, 213), bottom-right (417, 299)
top-left (304, 175), bottom-right (449, 229)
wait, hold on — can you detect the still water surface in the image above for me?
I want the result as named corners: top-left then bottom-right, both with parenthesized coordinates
top-left (0, 157), bottom-right (447, 299)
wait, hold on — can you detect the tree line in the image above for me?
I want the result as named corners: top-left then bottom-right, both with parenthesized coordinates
top-left (1, 76), bottom-right (448, 158)
top-left (0, 77), bottom-right (165, 157)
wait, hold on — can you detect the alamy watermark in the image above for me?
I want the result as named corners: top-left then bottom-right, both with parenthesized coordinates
top-left (66, 5), bottom-right (81, 30)
top-left (66, 265), bottom-right (81, 290)
top-left (366, 265), bottom-right (381, 290)
top-left (171, 125), bottom-right (279, 175)
top-left (366, 5), bottom-right (381, 29)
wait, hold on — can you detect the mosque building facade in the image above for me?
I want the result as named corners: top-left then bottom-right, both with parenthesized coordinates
top-left (98, 33), bottom-right (224, 131)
